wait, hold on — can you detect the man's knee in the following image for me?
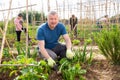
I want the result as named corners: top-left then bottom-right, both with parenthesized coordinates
top-left (37, 47), bottom-right (57, 60)
top-left (46, 49), bottom-right (57, 60)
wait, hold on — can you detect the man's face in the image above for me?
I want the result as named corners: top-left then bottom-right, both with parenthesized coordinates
top-left (48, 14), bottom-right (59, 29)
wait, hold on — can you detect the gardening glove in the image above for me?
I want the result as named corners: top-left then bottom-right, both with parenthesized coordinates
top-left (66, 49), bottom-right (75, 59)
top-left (21, 30), bottom-right (24, 32)
top-left (47, 57), bottom-right (56, 67)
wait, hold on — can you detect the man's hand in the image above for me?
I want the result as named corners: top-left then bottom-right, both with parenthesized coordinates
top-left (47, 58), bottom-right (56, 67)
top-left (66, 49), bottom-right (75, 59)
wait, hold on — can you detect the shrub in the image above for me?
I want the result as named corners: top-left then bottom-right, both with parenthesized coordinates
top-left (94, 28), bottom-right (120, 65)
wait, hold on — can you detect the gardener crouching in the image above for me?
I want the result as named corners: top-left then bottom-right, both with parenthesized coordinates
top-left (36, 11), bottom-right (75, 68)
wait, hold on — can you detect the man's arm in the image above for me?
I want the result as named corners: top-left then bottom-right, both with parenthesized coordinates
top-left (63, 34), bottom-right (72, 50)
top-left (63, 34), bottom-right (75, 59)
top-left (38, 40), bottom-right (51, 59)
top-left (38, 40), bottom-right (56, 67)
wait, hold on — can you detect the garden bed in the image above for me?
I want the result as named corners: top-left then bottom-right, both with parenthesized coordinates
top-left (49, 52), bottom-right (120, 80)
top-left (0, 45), bottom-right (120, 80)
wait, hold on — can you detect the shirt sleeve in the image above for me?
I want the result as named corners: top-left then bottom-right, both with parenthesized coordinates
top-left (36, 28), bottom-right (45, 40)
top-left (61, 24), bottom-right (67, 35)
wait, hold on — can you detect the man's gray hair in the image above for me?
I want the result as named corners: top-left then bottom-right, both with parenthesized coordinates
top-left (48, 11), bottom-right (58, 16)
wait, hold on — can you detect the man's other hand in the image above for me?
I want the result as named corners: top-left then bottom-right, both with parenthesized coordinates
top-left (66, 49), bottom-right (75, 59)
top-left (47, 58), bottom-right (56, 67)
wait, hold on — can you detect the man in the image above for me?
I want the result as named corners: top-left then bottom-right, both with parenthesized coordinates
top-left (14, 13), bottom-right (23, 42)
top-left (36, 11), bottom-right (74, 67)
top-left (97, 15), bottom-right (109, 29)
top-left (70, 14), bottom-right (78, 38)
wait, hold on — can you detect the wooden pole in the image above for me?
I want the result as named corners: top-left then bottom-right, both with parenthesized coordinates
top-left (63, 0), bottom-right (65, 24)
top-left (0, 27), bottom-right (16, 60)
top-left (41, 0), bottom-right (44, 23)
top-left (67, 0), bottom-right (70, 32)
top-left (0, 4), bottom-right (36, 12)
top-left (48, 0), bottom-right (50, 12)
top-left (0, 64), bottom-right (38, 66)
top-left (26, 0), bottom-right (29, 58)
top-left (99, 0), bottom-right (100, 18)
top-left (56, 0), bottom-right (58, 12)
top-left (0, 0), bottom-right (12, 63)
top-left (105, 0), bottom-right (108, 15)
top-left (80, 0), bottom-right (83, 30)
top-left (0, 27), bottom-right (10, 49)
top-left (117, 3), bottom-right (119, 24)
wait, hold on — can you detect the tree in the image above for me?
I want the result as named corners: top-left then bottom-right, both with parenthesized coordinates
top-left (21, 11), bottom-right (46, 25)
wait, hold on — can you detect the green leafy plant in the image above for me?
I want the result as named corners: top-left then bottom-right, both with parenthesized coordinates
top-left (3, 48), bottom-right (11, 57)
top-left (73, 44), bottom-right (93, 65)
top-left (13, 42), bottom-right (34, 58)
top-left (1, 55), bottom-right (50, 80)
top-left (14, 65), bottom-right (49, 80)
top-left (94, 27), bottom-right (120, 65)
top-left (58, 58), bottom-right (86, 80)
top-left (84, 38), bottom-right (92, 45)
top-left (0, 21), bottom-right (4, 30)
top-left (72, 39), bottom-right (80, 45)
top-left (14, 42), bottom-right (25, 55)
top-left (57, 44), bottom-right (93, 80)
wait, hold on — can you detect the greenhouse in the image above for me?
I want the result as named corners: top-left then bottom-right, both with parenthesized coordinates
top-left (0, 0), bottom-right (120, 80)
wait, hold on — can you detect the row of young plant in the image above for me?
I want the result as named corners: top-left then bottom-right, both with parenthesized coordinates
top-left (1, 42), bottom-right (49, 80)
top-left (58, 44), bottom-right (93, 80)
top-left (0, 42), bottom-right (93, 80)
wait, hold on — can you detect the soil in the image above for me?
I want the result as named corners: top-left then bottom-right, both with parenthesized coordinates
top-left (85, 59), bottom-right (120, 80)
top-left (49, 57), bottom-right (120, 80)
top-left (48, 48), bottom-right (120, 80)
top-left (0, 46), bottom-right (120, 80)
